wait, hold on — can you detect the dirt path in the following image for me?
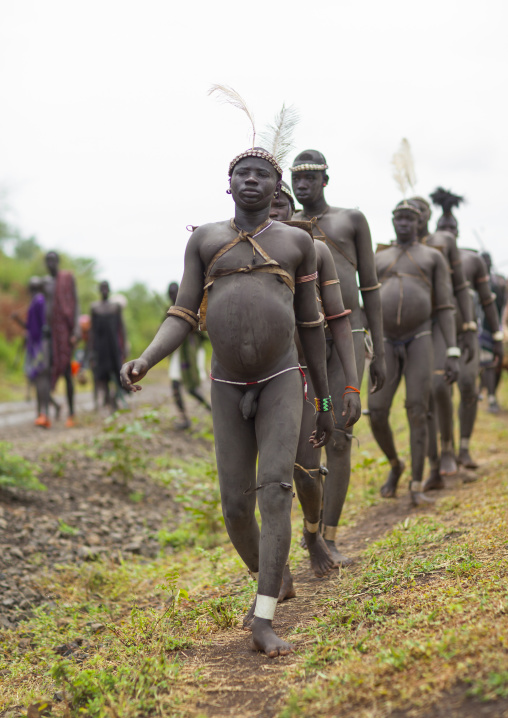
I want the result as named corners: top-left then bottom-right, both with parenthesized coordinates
top-left (176, 475), bottom-right (474, 717)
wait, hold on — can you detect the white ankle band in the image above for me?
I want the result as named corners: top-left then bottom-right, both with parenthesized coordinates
top-left (411, 481), bottom-right (422, 491)
top-left (304, 519), bottom-right (320, 533)
top-left (441, 441), bottom-right (453, 453)
top-left (322, 525), bottom-right (337, 541)
top-left (254, 594), bottom-right (277, 620)
top-left (460, 438), bottom-right (469, 449)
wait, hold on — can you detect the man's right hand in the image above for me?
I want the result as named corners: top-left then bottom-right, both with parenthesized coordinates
top-left (120, 358), bottom-right (149, 392)
top-left (444, 356), bottom-right (459, 385)
top-left (309, 411), bottom-right (335, 448)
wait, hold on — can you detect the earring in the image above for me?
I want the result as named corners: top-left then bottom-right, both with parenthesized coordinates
top-left (274, 190), bottom-right (280, 198)
top-left (226, 188), bottom-right (232, 195)
top-left (322, 182), bottom-right (327, 187)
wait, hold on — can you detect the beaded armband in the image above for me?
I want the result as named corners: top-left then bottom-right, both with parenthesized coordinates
top-left (434, 304), bottom-right (455, 311)
top-left (315, 396), bottom-right (333, 412)
top-left (454, 280), bottom-right (470, 291)
top-left (296, 271), bottom-right (318, 284)
top-left (359, 282), bottom-right (382, 292)
top-left (343, 385), bottom-right (361, 398)
top-left (481, 293), bottom-right (496, 307)
top-left (446, 347), bottom-right (461, 358)
top-left (320, 278), bottom-right (340, 287)
top-left (167, 306), bottom-right (199, 330)
top-left (462, 321), bottom-right (478, 332)
top-left (477, 275), bottom-right (490, 283)
top-left (493, 330), bottom-right (504, 342)
top-left (295, 312), bottom-right (325, 327)
top-left (325, 309), bottom-right (352, 321)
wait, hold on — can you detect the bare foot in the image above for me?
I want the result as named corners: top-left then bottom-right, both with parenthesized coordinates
top-left (243, 597), bottom-right (256, 631)
top-left (278, 564), bottom-right (296, 602)
top-left (323, 539), bottom-right (353, 567)
top-left (439, 451), bottom-right (457, 476)
top-left (380, 460), bottom-right (405, 498)
top-left (422, 468), bottom-right (445, 492)
top-left (410, 490), bottom-right (434, 506)
top-left (462, 469), bottom-right (478, 484)
top-left (251, 617), bottom-right (293, 657)
top-left (303, 529), bottom-right (335, 576)
top-left (457, 448), bottom-right (478, 470)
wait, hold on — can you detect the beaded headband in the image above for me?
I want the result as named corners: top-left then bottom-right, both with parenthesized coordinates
top-left (392, 199), bottom-right (421, 217)
top-left (410, 195), bottom-right (431, 210)
top-left (280, 184), bottom-right (294, 201)
top-left (229, 149), bottom-right (283, 177)
top-left (289, 163), bottom-right (328, 173)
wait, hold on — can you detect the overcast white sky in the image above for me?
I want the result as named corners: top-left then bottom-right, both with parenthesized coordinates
top-left (1, 0), bottom-right (507, 294)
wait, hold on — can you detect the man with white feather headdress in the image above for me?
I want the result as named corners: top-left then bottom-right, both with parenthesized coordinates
top-left (368, 198), bottom-right (460, 505)
top-left (121, 86), bottom-right (334, 657)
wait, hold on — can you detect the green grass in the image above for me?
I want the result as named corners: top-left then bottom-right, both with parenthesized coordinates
top-left (1, 379), bottom-right (507, 717)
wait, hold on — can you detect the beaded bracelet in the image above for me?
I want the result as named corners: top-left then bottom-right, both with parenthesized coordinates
top-left (343, 385), bottom-right (361, 398)
top-left (314, 396), bottom-right (333, 412)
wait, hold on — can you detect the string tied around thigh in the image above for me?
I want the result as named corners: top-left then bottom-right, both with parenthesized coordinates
top-left (243, 482), bottom-right (295, 497)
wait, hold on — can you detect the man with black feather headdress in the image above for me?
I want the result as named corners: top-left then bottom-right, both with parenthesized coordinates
top-left (423, 189), bottom-right (503, 475)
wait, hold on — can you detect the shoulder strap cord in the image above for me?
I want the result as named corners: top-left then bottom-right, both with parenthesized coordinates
top-left (203, 218), bottom-right (295, 294)
top-left (199, 219), bottom-right (295, 330)
top-left (308, 216), bottom-right (358, 270)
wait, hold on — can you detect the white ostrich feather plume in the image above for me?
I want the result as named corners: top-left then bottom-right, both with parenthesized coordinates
top-left (259, 103), bottom-right (300, 168)
top-left (392, 138), bottom-right (416, 197)
top-left (208, 83), bottom-right (256, 148)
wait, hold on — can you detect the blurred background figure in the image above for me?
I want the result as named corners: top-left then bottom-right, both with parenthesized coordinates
top-left (43, 251), bottom-right (80, 427)
top-left (11, 276), bottom-right (58, 427)
top-left (479, 252), bottom-right (507, 413)
top-left (89, 281), bottom-right (127, 411)
top-left (167, 282), bottom-right (211, 429)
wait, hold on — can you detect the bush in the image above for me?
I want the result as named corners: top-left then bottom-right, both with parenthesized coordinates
top-left (0, 442), bottom-right (46, 491)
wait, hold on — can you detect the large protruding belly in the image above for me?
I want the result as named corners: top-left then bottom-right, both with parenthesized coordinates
top-left (381, 278), bottom-right (432, 340)
top-left (206, 274), bottom-right (297, 381)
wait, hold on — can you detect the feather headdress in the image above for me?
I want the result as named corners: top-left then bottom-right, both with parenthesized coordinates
top-left (208, 83), bottom-right (256, 148)
top-left (259, 103), bottom-right (300, 170)
top-left (429, 187), bottom-right (465, 214)
top-left (208, 83), bottom-right (284, 177)
top-left (392, 138), bottom-right (416, 197)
